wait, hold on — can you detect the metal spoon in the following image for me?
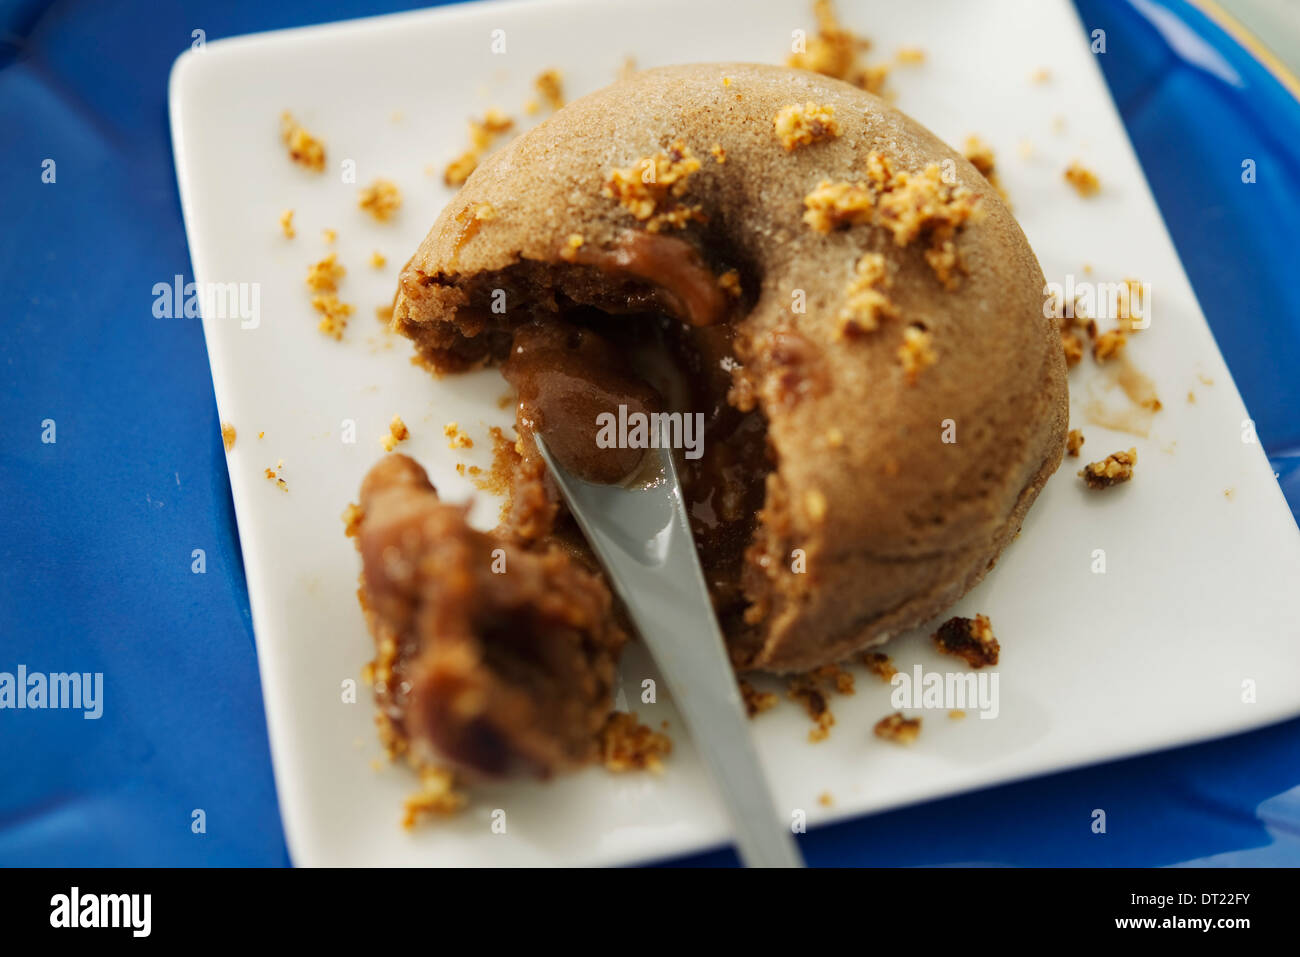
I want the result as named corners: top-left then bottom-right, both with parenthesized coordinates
top-left (534, 432), bottom-right (804, 868)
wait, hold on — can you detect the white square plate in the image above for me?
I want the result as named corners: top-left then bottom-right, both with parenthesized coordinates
top-left (170, 0), bottom-right (1300, 866)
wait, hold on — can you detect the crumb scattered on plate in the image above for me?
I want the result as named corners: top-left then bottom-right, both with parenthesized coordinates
top-left (1064, 161), bottom-right (1100, 196)
top-left (382, 415), bottom-right (409, 452)
top-left (874, 712), bottom-right (921, 744)
top-left (1079, 447), bottom-right (1137, 489)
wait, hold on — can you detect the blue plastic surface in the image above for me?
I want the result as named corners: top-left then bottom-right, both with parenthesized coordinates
top-left (0, 0), bottom-right (1296, 867)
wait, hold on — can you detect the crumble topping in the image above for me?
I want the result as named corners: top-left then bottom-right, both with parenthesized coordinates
top-left (1064, 161), bottom-right (1101, 197)
top-left (444, 421), bottom-right (473, 449)
top-left (786, 0), bottom-right (892, 97)
top-left (1066, 428), bottom-right (1085, 457)
top-left (600, 712), bottom-right (672, 773)
top-left (802, 180), bottom-right (875, 232)
top-left (279, 209), bottom-right (295, 239)
top-left (898, 325), bottom-right (936, 384)
top-left (874, 712), bottom-right (921, 744)
top-left (1079, 447), bottom-right (1137, 489)
top-left (358, 178), bottom-right (402, 221)
top-left (787, 0), bottom-right (862, 80)
top-left (444, 109), bottom-right (514, 187)
top-left (382, 415), bottom-right (409, 453)
top-left (709, 143), bottom-right (727, 163)
top-left (220, 423), bottom-right (236, 452)
top-left (280, 112), bottom-right (325, 172)
top-left (861, 651), bottom-right (897, 682)
top-left (718, 269), bottom-right (742, 299)
top-left (740, 680), bottom-right (780, 718)
top-left (934, 613), bottom-right (999, 668)
top-left (603, 140), bottom-right (704, 232)
top-left (836, 252), bottom-right (896, 338)
top-left (773, 102), bottom-right (842, 151)
top-left (804, 153), bottom-right (982, 288)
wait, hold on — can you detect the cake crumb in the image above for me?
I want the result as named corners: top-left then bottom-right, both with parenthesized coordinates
top-left (949, 710), bottom-right (967, 720)
top-left (896, 46), bottom-right (925, 64)
top-left (787, 665), bottom-right (853, 742)
top-left (898, 325), bottom-right (936, 384)
top-left (1066, 428), bottom-right (1085, 457)
top-left (963, 134), bottom-right (1008, 202)
top-left (322, 227), bottom-right (337, 245)
top-left (264, 459), bottom-right (288, 493)
top-left (444, 421), bottom-right (473, 449)
top-left (358, 179), bottom-right (402, 221)
top-left (341, 502), bottom-right (364, 538)
top-left (1092, 328), bottom-right (1127, 363)
top-left (370, 250), bottom-right (387, 269)
top-left (534, 68), bottom-right (565, 110)
top-left (837, 252), bottom-right (896, 338)
top-left (1064, 161), bottom-right (1101, 197)
top-left (1079, 447), bottom-right (1137, 489)
top-left (278, 209), bottom-right (295, 239)
top-left (934, 614), bottom-right (999, 668)
top-left (220, 423), bottom-right (236, 452)
top-left (306, 253), bottom-right (345, 293)
top-left (603, 141), bottom-right (703, 232)
top-left (280, 112), bottom-right (325, 172)
top-left (1031, 67), bottom-right (1051, 84)
top-left (861, 651), bottom-right (897, 682)
top-left (787, 674), bottom-right (834, 742)
top-left (382, 416), bottom-right (409, 453)
top-left (874, 712), bottom-right (921, 744)
top-left (258, 431), bottom-right (265, 439)
top-left (818, 791), bottom-right (834, 807)
top-left (740, 680), bottom-right (780, 718)
top-left (718, 269), bottom-right (742, 299)
top-left (773, 102), bottom-right (842, 151)
top-left (1061, 330), bottom-right (1085, 368)
top-left (401, 764), bottom-right (467, 828)
top-left (600, 712), bottom-right (672, 773)
top-left (375, 304), bottom-right (394, 324)
top-left (311, 293), bottom-right (354, 340)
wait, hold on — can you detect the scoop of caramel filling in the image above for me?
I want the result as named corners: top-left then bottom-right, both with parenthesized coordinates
top-left (365, 63), bottom-right (1067, 778)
